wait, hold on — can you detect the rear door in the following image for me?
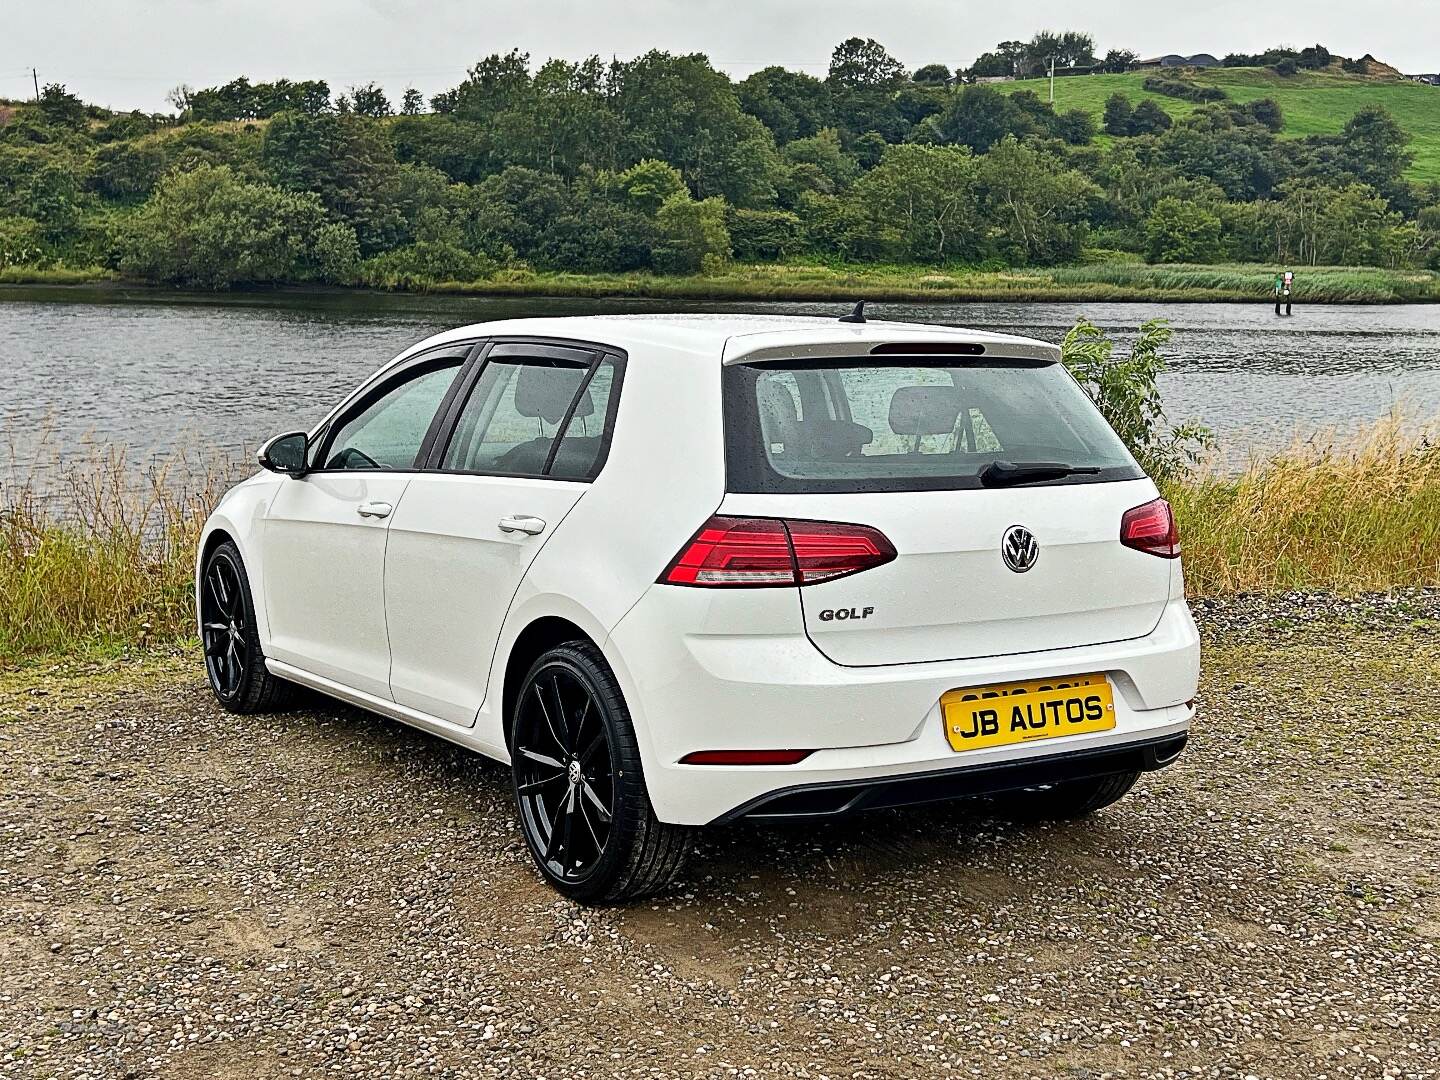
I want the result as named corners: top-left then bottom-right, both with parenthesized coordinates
top-left (384, 343), bottom-right (623, 725)
top-left (722, 355), bottom-right (1172, 667)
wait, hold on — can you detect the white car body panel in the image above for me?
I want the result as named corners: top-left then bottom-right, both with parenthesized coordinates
top-left (196, 314), bottom-right (1201, 828)
top-left (261, 471), bottom-right (412, 700)
top-left (384, 472), bottom-right (588, 725)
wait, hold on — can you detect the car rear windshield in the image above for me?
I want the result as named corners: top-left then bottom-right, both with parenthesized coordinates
top-left (723, 356), bottom-right (1144, 494)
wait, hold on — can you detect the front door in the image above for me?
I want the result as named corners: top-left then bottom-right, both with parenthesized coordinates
top-left (385, 344), bottom-right (622, 725)
top-left (261, 353), bottom-right (467, 698)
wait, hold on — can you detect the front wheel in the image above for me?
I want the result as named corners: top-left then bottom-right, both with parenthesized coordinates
top-left (199, 541), bottom-right (293, 713)
top-left (992, 769), bottom-right (1140, 821)
top-left (510, 641), bottom-right (690, 903)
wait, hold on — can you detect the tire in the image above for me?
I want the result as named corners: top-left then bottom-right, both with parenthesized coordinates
top-left (992, 769), bottom-right (1140, 822)
top-left (510, 641), bottom-right (690, 904)
top-left (199, 540), bottom-right (294, 714)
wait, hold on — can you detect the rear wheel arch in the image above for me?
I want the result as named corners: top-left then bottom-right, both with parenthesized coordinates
top-left (502, 616), bottom-right (595, 752)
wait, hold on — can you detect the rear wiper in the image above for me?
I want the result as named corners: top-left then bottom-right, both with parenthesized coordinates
top-left (978, 460), bottom-right (1102, 487)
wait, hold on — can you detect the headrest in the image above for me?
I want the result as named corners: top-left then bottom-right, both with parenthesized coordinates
top-left (757, 379), bottom-right (799, 440)
top-left (889, 385), bottom-right (961, 436)
top-left (515, 365), bottom-right (592, 425)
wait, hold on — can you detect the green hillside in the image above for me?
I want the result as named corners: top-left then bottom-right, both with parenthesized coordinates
top-left (999, 68), bottom-right (1440, 182)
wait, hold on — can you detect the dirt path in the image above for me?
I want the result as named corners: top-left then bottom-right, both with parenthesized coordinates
top-left (2, 594), bottom-right (1438, 1079)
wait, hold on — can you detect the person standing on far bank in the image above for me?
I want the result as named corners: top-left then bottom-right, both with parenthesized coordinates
top-left (1274, 269), bottom-right (1294, 315)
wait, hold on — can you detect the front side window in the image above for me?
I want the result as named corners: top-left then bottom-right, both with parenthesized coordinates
top-left (440, 356), bottom-right (619, 480)
top-left (727, 357), bottom-right (1142, 493)
top-left (322, 360), bottom-right (461, 470)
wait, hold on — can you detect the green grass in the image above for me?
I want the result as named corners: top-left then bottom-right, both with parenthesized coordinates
top-left (376, 261), bottom-right (1440, 304)
top-left (999, 67), bottom-right (1440, 183)
top-left (0, 265), bottom-right (114, 285)
top-left (3, 261), bottom-right (1434, 304)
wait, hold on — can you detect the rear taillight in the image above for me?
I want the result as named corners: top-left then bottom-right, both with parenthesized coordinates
top-left (1120, 498), bottom-right (1180, 559)
top-left (660, 515), bottom-right (896, 587)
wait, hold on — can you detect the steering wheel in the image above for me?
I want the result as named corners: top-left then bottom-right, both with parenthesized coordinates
top-left (329, 446), bottom-right (382, 470)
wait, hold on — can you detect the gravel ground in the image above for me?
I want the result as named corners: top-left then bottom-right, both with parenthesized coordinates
top-left (2, 592), bottom-right (1438, 1080)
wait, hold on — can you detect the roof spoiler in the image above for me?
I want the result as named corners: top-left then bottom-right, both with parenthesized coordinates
top-left (722, 336), bottom-right (1061, 366)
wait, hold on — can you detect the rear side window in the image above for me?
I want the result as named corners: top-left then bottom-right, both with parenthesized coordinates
top-left (725, 358), bottom-right (1142, 493)
top-left (439, 355), bottom-right (620, 480)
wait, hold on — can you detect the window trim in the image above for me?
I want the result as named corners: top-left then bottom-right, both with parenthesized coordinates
top-left (423, 337), bottom-right (627, 483)
top-left (305, 343), bottom-right (479, 475)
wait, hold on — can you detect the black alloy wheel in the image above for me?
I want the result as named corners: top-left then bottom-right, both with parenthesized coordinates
top-left (513, 658), bottom-right (616, 884)
top-left (198, 541), bottom-right (293, 713)
top-left (201, 551), bottom-right (248, 702)
top-left (510, 641), bottom-right (690, 903)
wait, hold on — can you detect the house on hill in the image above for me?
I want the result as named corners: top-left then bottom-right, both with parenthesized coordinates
top-left (1131, 53), bottom-right (1220, 69)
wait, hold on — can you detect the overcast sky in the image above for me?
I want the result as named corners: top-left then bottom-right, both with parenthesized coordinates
top-left (6, 0), bottom-right (1437, 112)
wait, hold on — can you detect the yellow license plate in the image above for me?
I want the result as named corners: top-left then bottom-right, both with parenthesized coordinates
top-left (941, 674), bottom-right (1115, 752)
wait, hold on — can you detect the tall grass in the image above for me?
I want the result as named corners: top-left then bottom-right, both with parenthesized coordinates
top-left (406, 262), bottom-right (1440, 304)
top-left (1170, 418), bottom-right (1440, 594)
top-left (1, 420), bottom-right (1435, 664)
top-left (0, 446), bottom-right (230, 662)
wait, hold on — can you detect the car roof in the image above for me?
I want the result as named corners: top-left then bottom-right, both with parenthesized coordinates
top-left (394, 314), bottom-right (1061, 366)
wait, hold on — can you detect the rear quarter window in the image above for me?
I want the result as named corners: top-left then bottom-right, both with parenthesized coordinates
top-left (724, 357), bottom-right (1144, 494)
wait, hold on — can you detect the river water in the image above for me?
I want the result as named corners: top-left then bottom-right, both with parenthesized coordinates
top-left (2, 286), bottom-right (1436, 470)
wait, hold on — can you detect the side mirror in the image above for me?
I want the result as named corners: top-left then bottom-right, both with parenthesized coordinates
top-left (258, 431), bottom-right (310, 476)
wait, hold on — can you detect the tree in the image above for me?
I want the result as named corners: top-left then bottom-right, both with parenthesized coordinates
top-left (1129, 99), bottom-right (1173, 135)
top-left (935, 84), bottom-right (1015, 152)
top-left (728, 207), bottom-right (804, 260)
top-left (1144, 196), bottom-right (1222, 262)
top-left (451, 50), bottom-right (534, 122)
top-left (400, 88), bottom-right (424, 115)
top-left (779, 128), bottom-right (859, 198)
top-left (38, 84), bottom-right (87, 129)
top-left (1102, 49), bottom-right (1138, 74)
top-left (1020, 30), bottom-right (1096, 76)
top-left (121, 163), bottom-right (347, 287)
top-left (978, 137), bottom-right (1097, 264)
top-left (616, 158), bottom-right (687, 214)
top-left (1245, 98), bottom-right (1284, 133)
top-left (533, 200), bottom-right (659, 271)
top-left (826, 38), bottom-right (908, 142)
top-left (350, 83), bottom-right (392, 118)
top-left (655, 193), bottom-right (730, 272)
top-left (967, 51), bottom-right (1015, 79)
top-left (738, 67), bottom-right (833, 144)
top-left (612, 51), bottom-right (780, 206)
top-left (967, 40), bottom-right (1028, 78)
top-left (848, 144), bottom-right (981, 262)
top-left (1103, 93), bottom-right (1134, 136)
top-left (166, 85), bottom-right (195, 115)
top-left (1061, 318), bottom-right (1211, 484)
top-left (261, 111), bottom-right (412, 254)
top-left (826, 38), bottom-right (907, 89)
top-left (1055, 108), bottom-right (1096, 145)
top-left (1337, 106), bottom-right (1413, 206)
top-left (911, 64), bottom-right (953, 85)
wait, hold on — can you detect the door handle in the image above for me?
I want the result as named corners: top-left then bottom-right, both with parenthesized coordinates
top-left (356, 501), bottom-right (393, 519)
top-left (498, 514), bottom-right (546, 535)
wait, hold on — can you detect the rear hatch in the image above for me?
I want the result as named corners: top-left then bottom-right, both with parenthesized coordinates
top-left (721, 345), bottom-right (1174, 667)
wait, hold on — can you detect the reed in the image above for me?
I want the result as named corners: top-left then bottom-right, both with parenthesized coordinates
top-left (1168, 417), bottom-right (1440, 594)
top-left (0, 442), bottom-right (233, 662)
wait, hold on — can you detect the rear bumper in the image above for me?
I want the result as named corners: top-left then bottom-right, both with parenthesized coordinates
top-left (715, 732), bottom-right (1187, 823)
top-left (606, 592), bottom-right (1200, 826)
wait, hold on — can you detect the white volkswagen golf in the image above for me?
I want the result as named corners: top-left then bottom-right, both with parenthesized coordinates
top-left (197, 312), bottom-right (1199, 902)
